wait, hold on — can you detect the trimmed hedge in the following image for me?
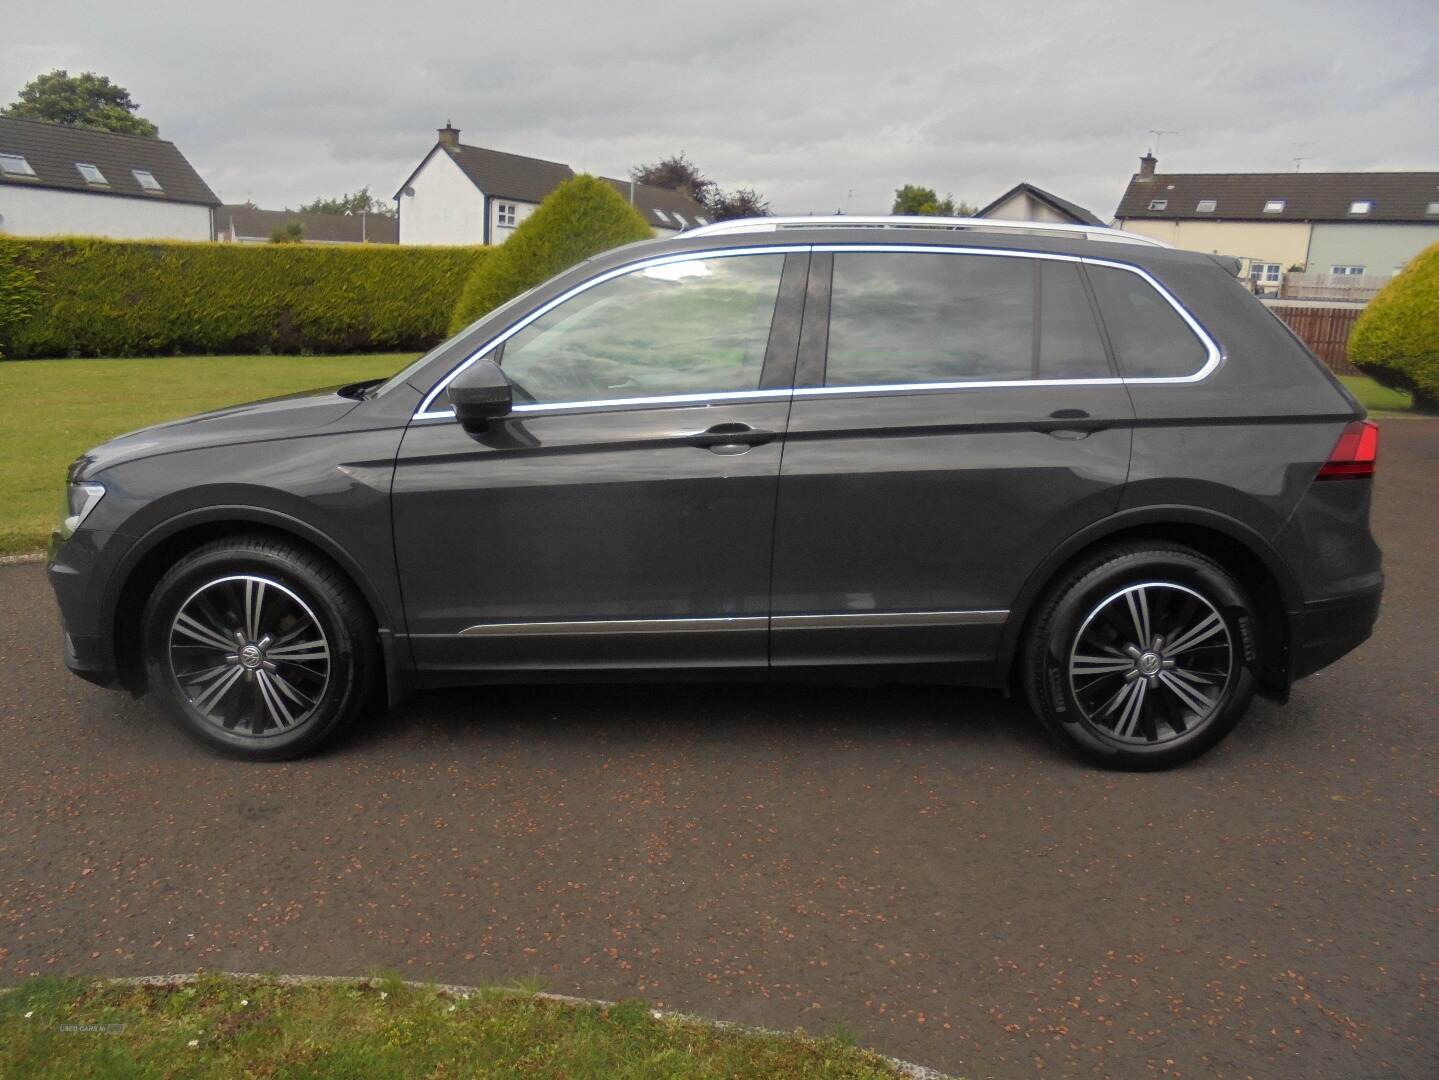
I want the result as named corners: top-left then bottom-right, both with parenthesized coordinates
top-left (1350, 241), bottom-right (1439, 410)
top-left (449, 175), bottom-right (654, 333)
top-left (0, 236), bottom-right (486, 359)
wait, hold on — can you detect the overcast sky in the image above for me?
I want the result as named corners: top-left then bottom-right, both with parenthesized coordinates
top-left (5, 0), bottom-right (1436, 219)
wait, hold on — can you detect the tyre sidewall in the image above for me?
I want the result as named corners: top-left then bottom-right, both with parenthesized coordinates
top-left (143, 546), bottom-right (362, 759)
top-left (1034, 550), bottom-right (1258, 769)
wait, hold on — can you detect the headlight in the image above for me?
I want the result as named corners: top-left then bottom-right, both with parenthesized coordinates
top-left (60, 482), bottom-right (106, 537)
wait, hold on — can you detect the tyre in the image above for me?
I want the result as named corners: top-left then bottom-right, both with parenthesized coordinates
top-left (1022, 543), bottom-right (1258, 770)
top-left (142, 534), bottom-right (376, 760)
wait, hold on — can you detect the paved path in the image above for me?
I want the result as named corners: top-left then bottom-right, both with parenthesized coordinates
top-left (2, 421), bottom-right (1435, 1078)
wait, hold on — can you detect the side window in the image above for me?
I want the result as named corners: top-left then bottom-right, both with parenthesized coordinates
top-left (825, 253), bottom-right (1032, 385)
top-left (1087, 264), bottom-right (1208, 378)
top-left (499, 253), bottom-right (786, 405)
top-left (823, 252), bottom-right (1111, 386)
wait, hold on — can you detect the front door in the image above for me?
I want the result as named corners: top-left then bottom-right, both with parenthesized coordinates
top-left (769, 246), bottom-right (1137, 680)
top-left (392, 248), bottom-right (807, 679)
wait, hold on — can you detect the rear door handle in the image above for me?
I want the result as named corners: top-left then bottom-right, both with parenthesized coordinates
top-left (1027, 409), bottom-right (1113, 437)
top-left (688, 423), bottom-right (778, 454)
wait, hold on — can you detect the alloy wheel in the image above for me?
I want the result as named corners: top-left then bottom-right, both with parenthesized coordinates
top-left (167, 574), bottom-right (331, 737)
top-left (1067, 581), bottom-right (1234, 745)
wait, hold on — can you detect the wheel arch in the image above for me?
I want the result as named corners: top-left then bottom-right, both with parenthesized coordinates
top-left (108, 506), bottom-right (403, 700)
top-left (998, 506), bottom-right (1299, 697)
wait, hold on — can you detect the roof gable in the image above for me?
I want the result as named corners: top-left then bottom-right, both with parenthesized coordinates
top-left (0, 116), bottom-right (219, 206)
top-left (1117, 170), bottom-right (1439, 223)
top-left (977, 182), bottom-right (1105, 226)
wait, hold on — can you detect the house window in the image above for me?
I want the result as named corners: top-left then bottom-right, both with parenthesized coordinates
top-left (1348, 200), bottom-right (1372, 215)
top-left (693, 214), bottom-right (708, 225)
top-left (1195, 199), bottom-right (1217, 213)
top-left (1426, 202), bottom-right (1439, 215)
top-left (76, 162), bottom-right (109, 185)
top-left (672, 212), bottom-right (689, 228)
top-left (496, 202), bottom-right (517, 228)
top-left (653, 209), bottom-right (671, 224)
top-left (1249, 262), bottom-right (1282, 284)
top-left (132, 169), bottom-right (163, 192)
top-left (1262, 199), bottom-right (1285, 213)
top-left (1148, 199), bottom-right (1167, 210)
top-left (1330, 265), bottom-right (1366, 276)
top-left (0, 153), bottom-right (36, 177)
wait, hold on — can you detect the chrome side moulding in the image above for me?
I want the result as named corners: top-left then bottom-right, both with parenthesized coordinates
top-left (457, 610), bottom-right (1009, 636)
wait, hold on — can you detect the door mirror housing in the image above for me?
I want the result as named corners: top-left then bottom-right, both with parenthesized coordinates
top-left (447, 358), bottom-right (513, 433)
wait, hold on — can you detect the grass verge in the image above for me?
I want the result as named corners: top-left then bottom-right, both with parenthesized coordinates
top-left (0, 354), bottom-right (412, 555)
top-left (1339, 373), bottom-right (1416, 416)
top-left (0, 974), bottom-right (934, 1079)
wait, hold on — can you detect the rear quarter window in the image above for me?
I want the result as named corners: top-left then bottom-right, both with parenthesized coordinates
top-left (1087, 264), bottom-right (1208, 378)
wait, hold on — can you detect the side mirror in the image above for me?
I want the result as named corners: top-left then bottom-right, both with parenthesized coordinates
top-left (447, 358), bottom-right (513, 433)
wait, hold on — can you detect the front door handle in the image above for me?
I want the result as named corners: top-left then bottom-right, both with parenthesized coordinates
top-left (688, 423), bottom-right (778, 454)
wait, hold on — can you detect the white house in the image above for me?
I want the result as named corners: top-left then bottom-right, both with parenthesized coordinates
top-left (394, 124), bottom-right (709, 245)
top-left (976, 182), bottom-right (1105, 226)
top-left (0, 115), bottom-right (217, 240)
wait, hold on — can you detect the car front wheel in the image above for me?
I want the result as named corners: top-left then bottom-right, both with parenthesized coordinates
top-left (1022, 543), bottom-right (1259, 770)
top-left (142, 535), bottom-right (375, 760)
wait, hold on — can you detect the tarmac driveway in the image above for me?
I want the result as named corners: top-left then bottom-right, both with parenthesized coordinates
top-left (2, 420), bottom-right (1435, 1078)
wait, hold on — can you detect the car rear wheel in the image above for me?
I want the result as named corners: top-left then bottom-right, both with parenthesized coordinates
top-left (1022, 543), bottom-right (1259, 770)
top-left (143, 535), bottom-right (375, 760)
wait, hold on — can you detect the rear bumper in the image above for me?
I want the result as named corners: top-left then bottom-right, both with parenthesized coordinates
top-left (1290, 580), bottom-right (1383, 680)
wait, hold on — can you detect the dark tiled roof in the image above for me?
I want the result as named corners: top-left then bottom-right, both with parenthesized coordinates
top-left (599, 177), bottom-right (709, 228)
top-left (1117, 170), bottom-right (1439, 223)
top-left (0, 115), bottom-right (219, 206)
top-left (217, 204), bottom-right (398, 243)
top-left (431, 143), bottom-right (575, 203)
top-left (977, 182), bottom-right (1105, 226)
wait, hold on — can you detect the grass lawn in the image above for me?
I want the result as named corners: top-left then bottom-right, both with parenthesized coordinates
top-left (0, 974), bottom-right (929, 1079)
top-left (1339, 373), bottom-right (1415, 415)
top-left (0, 354), bottom-right (413, 555)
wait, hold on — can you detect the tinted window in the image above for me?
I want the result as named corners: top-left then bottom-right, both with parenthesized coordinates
top-left (824, 252), bottom-right (1110, 386)
top-left (500, 254), bottom-right (785, 404)
top-left (1088, 264), bottom-right (1207, 377)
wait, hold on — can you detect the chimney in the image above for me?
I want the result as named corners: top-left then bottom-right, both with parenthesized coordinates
top-left (1137, 152), bottom-right (1157, 179)
top-left (437, 121), bottom-right (460, 149)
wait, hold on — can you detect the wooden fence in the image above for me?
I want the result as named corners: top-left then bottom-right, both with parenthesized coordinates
top-left (1262, 301), bottom-right (1364, 375)
top-left (1279, 273), bottom-right (1388, 303)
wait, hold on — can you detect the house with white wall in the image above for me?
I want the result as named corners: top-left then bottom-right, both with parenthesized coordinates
top-left (976, 182), bottom-right (1104, 226)
top-left (0, 115), bottom-right (217, 240)
top-left (394, 124), bottom-right (709, 245)
top-left (1114, 154), bottom-right (1439, 289)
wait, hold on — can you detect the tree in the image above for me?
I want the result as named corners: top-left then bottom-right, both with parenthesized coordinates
top-left (4, 70), bottom-right (158, 136)
top-left (891, 184), bottom-right (976, 217)
top-left (630, 153), bottom-right (715, 207)
top-left (449, 175), bottom-right (654, 333)
top-left (707, 187), bottom-right (770, 221)
top-left (1350, 241), bottom-right (1439, 411)
top-left (293, 186), bottom-right (395, 218)
top-left (269, 222), bottom-right (304, 244)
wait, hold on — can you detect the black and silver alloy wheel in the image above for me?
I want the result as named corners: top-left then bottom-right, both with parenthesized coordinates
top-left (168, 574), bottom-right (331, 737)
top-left (1067, 582), bottom-right (1234, 745)
top-left (144, 535), bottom-right (375, 760)
top-left (1023, 543), bottom-right (1258, 770)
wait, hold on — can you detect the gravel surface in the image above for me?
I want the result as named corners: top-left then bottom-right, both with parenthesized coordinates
top-left (2, 420), bottom-right (1435, 1078)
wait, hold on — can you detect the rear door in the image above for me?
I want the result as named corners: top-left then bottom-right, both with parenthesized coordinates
top-left (392, 248), bottom-right (808, 678)
top-left (769, 245), bottom-right (1136, 679)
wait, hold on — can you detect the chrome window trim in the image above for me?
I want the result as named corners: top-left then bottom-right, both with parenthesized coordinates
top-left (457, 610), bottom-right (1007, 636)
top-left (411, 243), bottom-right (1221, 421)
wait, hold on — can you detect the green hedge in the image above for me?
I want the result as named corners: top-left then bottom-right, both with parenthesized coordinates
top-left (1350, 241), bottom-right (1439, 410)
top-left (450, 175), bottom-right (654, 333)
top-left (0, 236), bottom-right (487, 359)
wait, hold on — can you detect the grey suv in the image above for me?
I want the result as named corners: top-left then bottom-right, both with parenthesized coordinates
top-left (48, 216), bottom-right (1383, 768)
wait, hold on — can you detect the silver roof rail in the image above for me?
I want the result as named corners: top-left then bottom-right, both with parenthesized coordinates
top-left (682, 215), bottom-right (1172, 249)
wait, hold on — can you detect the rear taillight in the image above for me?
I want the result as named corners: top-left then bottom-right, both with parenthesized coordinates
top-left (1316, 420), bottom-right (1379, 480)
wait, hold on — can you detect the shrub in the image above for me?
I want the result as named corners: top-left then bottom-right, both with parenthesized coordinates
top-left (1350, 241), bottom-right (1439, 410)
top-left (449, 175), bottom-right (654, 333)
top-left (269, 222), bottom-right (304, 244)
top-left (0, 236), bottom-right (486, 358)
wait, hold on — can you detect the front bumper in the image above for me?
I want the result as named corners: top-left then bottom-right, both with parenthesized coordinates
top-left (49, 526), bottom-right (124, 690)
top-left (1290, 580), bottom-right (1384, 680)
